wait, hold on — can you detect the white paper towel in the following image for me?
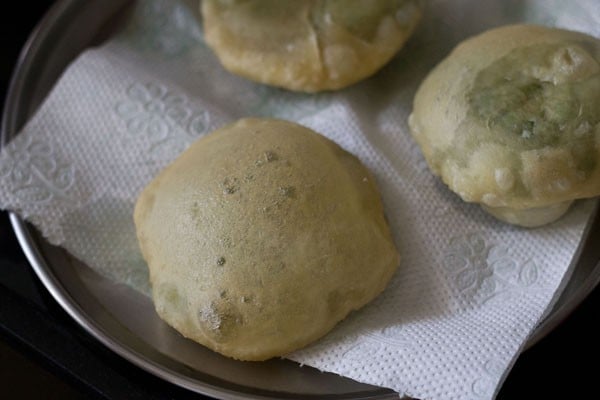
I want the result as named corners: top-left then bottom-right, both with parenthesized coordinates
top-left (1, 0), bottom-right (598, 399)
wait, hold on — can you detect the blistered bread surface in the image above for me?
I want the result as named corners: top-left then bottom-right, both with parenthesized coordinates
top-left (202, 0), bottom-right (422, 92)
top-left (409, 25), bottom-right (600, 219)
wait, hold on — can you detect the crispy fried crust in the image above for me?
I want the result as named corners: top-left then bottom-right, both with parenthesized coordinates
top-left (134, 118), bottom-right (399, 360)
top-left (409, 25), bottom-right (600, 226)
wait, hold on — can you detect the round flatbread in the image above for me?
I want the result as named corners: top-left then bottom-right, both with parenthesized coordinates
top-left (134, 118), bottom-right (399, 360)
top-left (202, 0), bottom-right (422, 92)
top-left (408, 24), bottom-right (600, 227)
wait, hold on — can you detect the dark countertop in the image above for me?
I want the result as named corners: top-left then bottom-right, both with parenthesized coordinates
top-left (1, 2), bottom-right (598, 399)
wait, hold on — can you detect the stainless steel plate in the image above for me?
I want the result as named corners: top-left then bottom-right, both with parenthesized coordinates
top-left (3, 1), bottom-right (600, 399)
